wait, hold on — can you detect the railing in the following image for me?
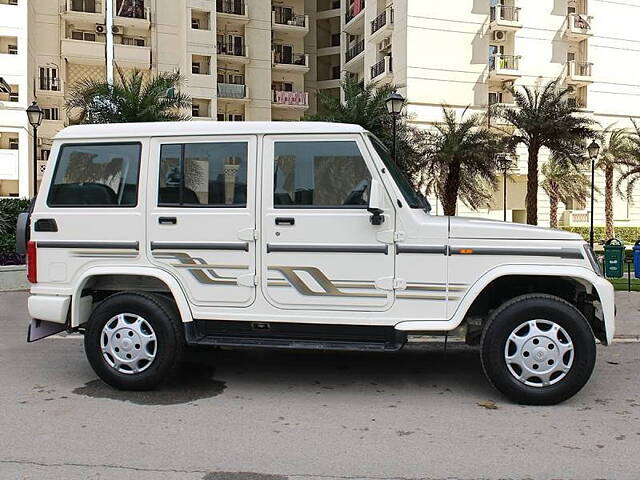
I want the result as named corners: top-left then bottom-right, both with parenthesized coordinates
top-left (569, 13), bottom-right (591, 31)
top-left (272, 90), bottom-right (308, 107)
top-left (216, 0), bottom-right (245, 15)
top-left (490, 54), bottom-right (520, 71)
top-left (217, 42), bottom-right (246, 56)
top-left (371, 56), bottom-right (392, 79)
top-left (273, 51), bottom-right (307, 66)
top-left (371, 7), bottom-right (393, 35)
top-left (345, 0), bottom-right (364, 24)
top-left (490, 5), bottom-right (520, 22)
top-left (274, 12), bottom-right (306, 27)
top-left (569, 61), bottom-right (593, 77)
top-left (115, 1), bottom-right (150, 20)
top-left (38, 76), bottom-right (61, 91)
top-left (345, 39), bottom-right (364, 63)
top-left (217, 83), bottom-right (246, 99)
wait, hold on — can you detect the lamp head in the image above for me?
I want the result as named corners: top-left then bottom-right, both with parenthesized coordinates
top-left (385, 91), bottom-right (405, 116)
top-left (26, 101), bottom-right (44, 128)
top-left (587, 140), bottom-right (600, 160)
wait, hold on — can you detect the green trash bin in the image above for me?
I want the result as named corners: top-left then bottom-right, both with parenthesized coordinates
top-left (603, 238), bottom-right (625, 278)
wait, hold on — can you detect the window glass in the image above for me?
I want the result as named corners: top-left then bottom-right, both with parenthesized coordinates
top-left (273, 141), bottom-right (371, 208)
top-left (159, 142), bottom-right (248, 207)
top-left (48, 143), bottom-right (141, 207)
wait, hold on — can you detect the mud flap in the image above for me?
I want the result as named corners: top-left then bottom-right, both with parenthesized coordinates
top-left (27, 319), bottom-right (66, 343)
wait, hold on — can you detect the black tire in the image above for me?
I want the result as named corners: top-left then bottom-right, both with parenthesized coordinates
top-left (480, 294), bottom-right (596, 405)
top-left (84, 292), bottom-right (184, 390)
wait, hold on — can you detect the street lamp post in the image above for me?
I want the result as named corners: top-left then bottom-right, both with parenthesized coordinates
top-left (496, 153), bottom-right (512, 222)
top-left (385, 91), bottom-right (405, 166)
top-left (587, 140), bottom-right (601, 248)
top-left (26, 101), bottom-right (44, 196)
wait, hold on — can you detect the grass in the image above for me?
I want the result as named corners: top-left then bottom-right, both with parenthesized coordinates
top-left (608, 276), bottom-right (640, 292)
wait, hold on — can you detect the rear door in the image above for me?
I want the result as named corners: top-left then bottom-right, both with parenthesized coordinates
top-left (147, 135), bottom-right (257, 308)
top-left (260, 134), bottom-right (396, 313)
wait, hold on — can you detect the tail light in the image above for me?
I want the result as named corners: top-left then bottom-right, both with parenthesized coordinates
top-left (26, 241), bottom-right (37, 284)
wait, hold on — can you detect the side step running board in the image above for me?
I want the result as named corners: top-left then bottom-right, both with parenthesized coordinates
top-left (184, 321), bottom-right (406, 352)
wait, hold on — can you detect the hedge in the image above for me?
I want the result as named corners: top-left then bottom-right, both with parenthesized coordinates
top-left (0, 198), bottom-right (31, 260)
top-left (559, 226), bottom-right (640, 245)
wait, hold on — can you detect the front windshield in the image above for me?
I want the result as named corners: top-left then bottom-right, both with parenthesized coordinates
top-left (367, 134), bottom-right (431, 212)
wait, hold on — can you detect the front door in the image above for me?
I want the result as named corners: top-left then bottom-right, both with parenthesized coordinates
top-left (261, 134), bottom-right (396, 313)
top-left (147, 136), bottom-right (257, 308)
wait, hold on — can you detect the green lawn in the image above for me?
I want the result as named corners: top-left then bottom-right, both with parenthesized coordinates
top-left (608, 276), bottom-right (640, 292)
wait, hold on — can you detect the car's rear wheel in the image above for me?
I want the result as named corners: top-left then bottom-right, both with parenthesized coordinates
top-left (480, 294), bottom-right (596, 405)
top-left (84, 292), bottom-right (183, 390)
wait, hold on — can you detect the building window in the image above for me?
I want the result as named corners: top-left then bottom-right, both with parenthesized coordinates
top-left (41, 149), bottom-right (50, 162)
top-left (488, 91), bottom-right (503, 105)
top-left (8, 138), bottom-right (18, 150)
top-left (122, 37), bottom-right (145, 46)
top-left (71, 0), bottom-right (96, 13)
top-left (192, 104), bottom-right (200, 117)
top-left (272, 81), bottom-right (293, 92)
top-left (229, 114), bottom-right (243, 121)
top-left (71, 31), bottom-right (97, 42)
top-left (8, 91), bottom-right (18, 102)
top-left (43, 107), bottom-right (60, 121)
top-left (192, 62), bottom-right (200, 74)
top-left (8, 44), bottom-right (17, 55)
top-left (217, 113), bottom-right (225, 121)
top-left (39, 67), bottom-right (60, 91)
top-left (116, 0), bottom-right (146, 19)
top-left (192, 17), bottom-right (200, 29)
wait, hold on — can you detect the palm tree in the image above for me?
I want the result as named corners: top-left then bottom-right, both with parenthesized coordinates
top-left (494, 81), bottom-right (598, 225)
top-left (596, 125), bottom-right (629, 238)
top-left (65, 66), bottom-right (191, 124)
top-left (418, 107), bottom-right (502, 216)
top-left (616, 120), bottom-right (640, 204)
top-left (541, 156), bottom-right (591, 229)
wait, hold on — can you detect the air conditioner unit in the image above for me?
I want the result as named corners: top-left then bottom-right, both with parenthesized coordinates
top-left (493, 30), bottom-right (507, 43)
top-left (111, 26), bottom-right (121, 35)
top-left (95, 24), bottom-right (106, 34)
top-left (378, 38), bottom-right (391, 52)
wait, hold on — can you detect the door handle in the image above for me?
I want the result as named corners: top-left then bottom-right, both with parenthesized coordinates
top-left (275, 217), bottom-right (295, 226)
top-left (159, 217), bottom-right (177, 225)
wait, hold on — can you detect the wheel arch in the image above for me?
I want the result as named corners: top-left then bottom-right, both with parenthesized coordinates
top-left (70, 266), bottom-right (192, 328)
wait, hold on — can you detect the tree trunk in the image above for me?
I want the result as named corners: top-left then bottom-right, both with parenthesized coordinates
top-left (605, 165), bottom-right (614, 239)
top-left (526, 144), bottom-right (540, 225)
top-left (441, 161), bottom-right (461, 216)
top-left (549, 194), bottom-right (559, 229)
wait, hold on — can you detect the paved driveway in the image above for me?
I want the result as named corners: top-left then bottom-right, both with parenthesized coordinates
top-left (1, 291), bottom-right (639, 480)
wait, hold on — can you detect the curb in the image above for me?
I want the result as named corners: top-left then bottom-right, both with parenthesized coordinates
top-left (0, 265), bottom-right (29, 292)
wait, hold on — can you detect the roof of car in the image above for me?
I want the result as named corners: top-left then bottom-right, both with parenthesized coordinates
top-left (55, 121), bottom-right (366, 140)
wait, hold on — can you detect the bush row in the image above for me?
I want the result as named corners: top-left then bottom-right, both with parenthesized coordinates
top-left (0, 198), bottom-right (30, 260)
top-left (559, 226), bottom-right (640, 245)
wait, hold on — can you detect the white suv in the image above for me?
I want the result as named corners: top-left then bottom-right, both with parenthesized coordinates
top-left (18, 121), bottom-right (615, 405)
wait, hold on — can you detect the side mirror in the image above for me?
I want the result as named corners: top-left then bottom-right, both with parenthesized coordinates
top-left (367, 179), bottom-right (385, 226)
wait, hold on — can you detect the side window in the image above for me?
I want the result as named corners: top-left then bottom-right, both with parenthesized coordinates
top-left (48, 143), bottom-right (141, 207)
top-left (273, 141), bottom-right (371, 208)
top-left (158, 142), bottom-right (248, 207)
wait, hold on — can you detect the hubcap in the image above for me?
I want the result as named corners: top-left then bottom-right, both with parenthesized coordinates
top-left (504, 319), bottom-right (574, 387)
top-left (100, 313), bottom-right (157, 375)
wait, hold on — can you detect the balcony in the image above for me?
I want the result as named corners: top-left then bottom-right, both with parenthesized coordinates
top-left (216, 0), bottom-right (249, 23)
top-left (61, 38), bottom-right (104, 65)
top-left (370, 55), bottom-right (392, 83)
top-left (560, 210), bottom-right (590, 226)
top-left (565, 13), bottom-right (593, 41)
top-left (272, 52), bottom-right (310, 73)
top-left (114, 43), bottom-right (151, 69)
top-left (272, 90), bottom-right (309, 110)
top-left (0, 149), bottom-right (19, 180)
top-left (488, 54), bottom-right (521, 80)
top-left (217, 42), bottom-right (250, 64)
top-left (272, 11), bottom-right (309, 36)
top-left (370, 7), bottom-right (393, 39)
top-left (489, 5), bottom-right (522, 31)
top-left (61, 0), bottom-right (103, 24)
top-left (114, 0), bottom-right (150, 29)
top-left (345, 39), bottom-right (364, 64)
top-left (567, 61), bottom-right (593, 85)
top-left (217, 83), bottom-right (249, 101)
top-left (344, 0), bottom-right (365, 34)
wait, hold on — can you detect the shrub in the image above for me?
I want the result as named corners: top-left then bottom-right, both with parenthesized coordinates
top-left (0, 198), bottom-right (31, 259)
top-left (559, 226), bottom-right (640, 245)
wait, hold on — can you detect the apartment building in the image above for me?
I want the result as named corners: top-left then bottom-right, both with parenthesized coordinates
top-left (3, 0), bottom-right (640, 230)
top-left (332, 0), bottom-right (640, 228)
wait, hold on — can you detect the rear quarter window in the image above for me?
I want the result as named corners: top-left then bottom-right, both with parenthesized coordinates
top-left (47, 143), bottom-right (142, 207)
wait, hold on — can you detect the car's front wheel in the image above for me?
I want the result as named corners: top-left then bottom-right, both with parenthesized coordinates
top-left (480, 294), bottom-right (596, 405)
top-left (84, 292), bottom-right (183, 390)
